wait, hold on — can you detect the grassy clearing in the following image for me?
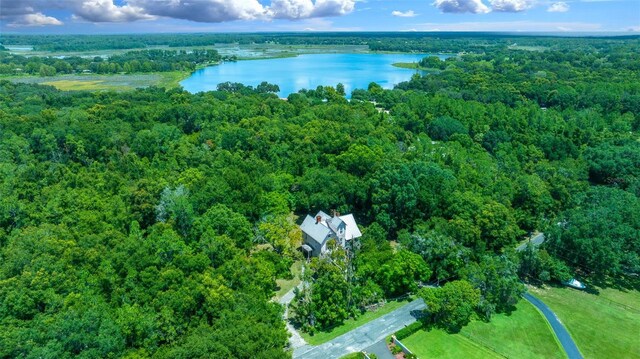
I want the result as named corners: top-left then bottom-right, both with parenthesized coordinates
top-left (156, 71), bottom-right (191, 89)
top-left (508, 45), bottom-right (549, 52)
top-left (462, 300), bottom-right (564, 359)
top-left (403, 329), bottom-right (503, 359)
top-left (402, 300), bottom-right (564, 359)
top-left (273, 260), bottom-right (303, 301)
top-left (392, 62), bottom-right (422, 70)
top-left (530, 285), bottom-right (640, 359)
top-left (301, 298), bottom-right (412, 346)
top-left (392, 62), bottom-right (441, 73)
top-left (339, 353), bottom-right (365, 359)
top-left (8, 71), bottom-right (190, 91)
top-left (41, 80), bottom-right (107, 91)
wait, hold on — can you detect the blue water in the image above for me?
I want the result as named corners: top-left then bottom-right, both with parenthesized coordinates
top-left (180, 53), bottom-right (446, 97)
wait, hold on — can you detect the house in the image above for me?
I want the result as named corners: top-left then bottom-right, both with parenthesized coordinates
top-left (300, 210), bottom-right (362, 257)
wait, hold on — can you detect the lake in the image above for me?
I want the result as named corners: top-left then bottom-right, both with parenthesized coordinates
top-left (180, 53), bottom-right (446, 97)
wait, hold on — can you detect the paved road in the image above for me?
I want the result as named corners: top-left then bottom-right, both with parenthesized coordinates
top-left (524, 293), bottom-right (583, 359)
top-left (293, 299), bottom-right (426, 359)
top-left (516, 232), bottom-right (545, 252)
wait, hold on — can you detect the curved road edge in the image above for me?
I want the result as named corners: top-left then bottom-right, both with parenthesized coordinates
top-left (523, 292), bottom-right (583, 359)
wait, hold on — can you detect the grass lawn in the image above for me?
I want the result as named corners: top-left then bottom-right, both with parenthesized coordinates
top-left (391, 62), bottom-right (441, 73)
top-left (507, 45), bottom-right (549, 52)
top-left (301, 298), bottom-right (412, 346)
top-left (41, 80), bottom-right (110, 91)
top-left (8, 71), bottom-right (189, 91)
top-left (402, 299), bottom-right (564, 359)
top-left (402, 329), bottom-right (503, 359)
top-left (273, 260), bottom-right (303, 301)
top-left (391, 62), bottom-right (422, 70)
top-left (462, 300), bottom-right (564, 359)
top-left (339, 353), bottom-right (365, 359)
top-left (530, 285), bottom-right (640, 359)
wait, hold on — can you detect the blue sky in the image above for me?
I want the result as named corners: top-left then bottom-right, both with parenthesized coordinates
top-left (1, 0), bottom-right (638, 34)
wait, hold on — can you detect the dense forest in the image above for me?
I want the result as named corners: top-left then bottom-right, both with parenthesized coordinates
top-left (0, 49), bottom-right (225, 76)
top-left (0, 35), bottom-right (638, 357)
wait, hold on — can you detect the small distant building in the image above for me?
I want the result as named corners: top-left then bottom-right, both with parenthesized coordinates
top-left (300, 210), bottom-right (362, 257)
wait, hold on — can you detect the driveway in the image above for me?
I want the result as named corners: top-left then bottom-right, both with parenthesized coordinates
top-left (364, 340), bottom-right (395, 359)
top-left (279, 282), bottom-right (307, 349)
top-left (524, 293), bottom-right (583, 359)
top-left (516, 232), bottom-right (545, 252)
top-left (293, 299), bottom-right (426, 359)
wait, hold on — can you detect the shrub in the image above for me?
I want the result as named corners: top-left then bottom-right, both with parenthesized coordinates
top-left (395, 321), bottom-right (423, 340)
top-left (390, 345), bottom-right (403, 355)
top-left (427, 116), bottom-right (467, 141)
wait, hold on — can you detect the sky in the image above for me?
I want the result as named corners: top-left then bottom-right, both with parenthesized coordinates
top-left (0, 0), bottom-right (638, 34)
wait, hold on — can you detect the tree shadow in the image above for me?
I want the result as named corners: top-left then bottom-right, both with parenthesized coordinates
top-left (587, 274), bottom-right (640, 292)
top-left (410, 309), bottom-right (426, 320)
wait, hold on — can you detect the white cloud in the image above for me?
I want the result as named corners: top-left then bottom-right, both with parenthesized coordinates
top-left (0, 0), bottom-right (64, 24)
top-left (269, 0), bottom-right (315, 19)
top-left (75, 0), bottom-right (154, 22)
top-left (7, 12), bottom-right (63, 27)
top-left (547, 2), bottom-right (569, 12)
top-left (267, 0), bottom-right (356, 19)
top-left (310, 0), bottom-right (356, 17)
top-left (130, 0), bottom-right (267, 22)
top-left (0, 0), bottom-right (357, 25)
top-left (392, 10), bottom-right (417, 17)
top-left (1, 0), bottom-right (152, 25)
top-left (489, 0), bottom-right (534, 12)
top-left (432, 0), bottom-right (490, 14)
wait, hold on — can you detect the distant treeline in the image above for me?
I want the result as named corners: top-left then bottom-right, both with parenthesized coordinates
top-left (0, 49), bottom-right (225, 76)
top-left (2, 32), bottom-right (639, 53)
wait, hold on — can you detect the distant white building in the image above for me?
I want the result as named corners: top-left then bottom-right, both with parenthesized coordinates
top-left (300, 210), bottom-right (362, 257)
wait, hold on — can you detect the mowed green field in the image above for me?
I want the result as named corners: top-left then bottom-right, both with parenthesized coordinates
top-left (403, 329), bottom-right (503, 359)
top-left (7, 71), bottom-right (188, 91)
top-left (530, 285), bottom-right (640, 359)
top-left (402, 300), bottom-right (565, 359)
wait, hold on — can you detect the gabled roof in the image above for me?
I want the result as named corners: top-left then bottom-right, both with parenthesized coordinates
top-left (300, 211), bottom-right (362, 246)
top-left (338, 214), bottom-right (362, 240)
top-left (327, 216), bottom-right (345, 233)
top-left (300, 214), bottom-right (331, 245)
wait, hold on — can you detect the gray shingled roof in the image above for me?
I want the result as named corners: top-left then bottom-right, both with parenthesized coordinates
top-left (300, 214), bottom-right (331, 245)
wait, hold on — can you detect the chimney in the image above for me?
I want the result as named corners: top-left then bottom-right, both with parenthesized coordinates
top-left (316, 215), bottom-right (322, 224)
